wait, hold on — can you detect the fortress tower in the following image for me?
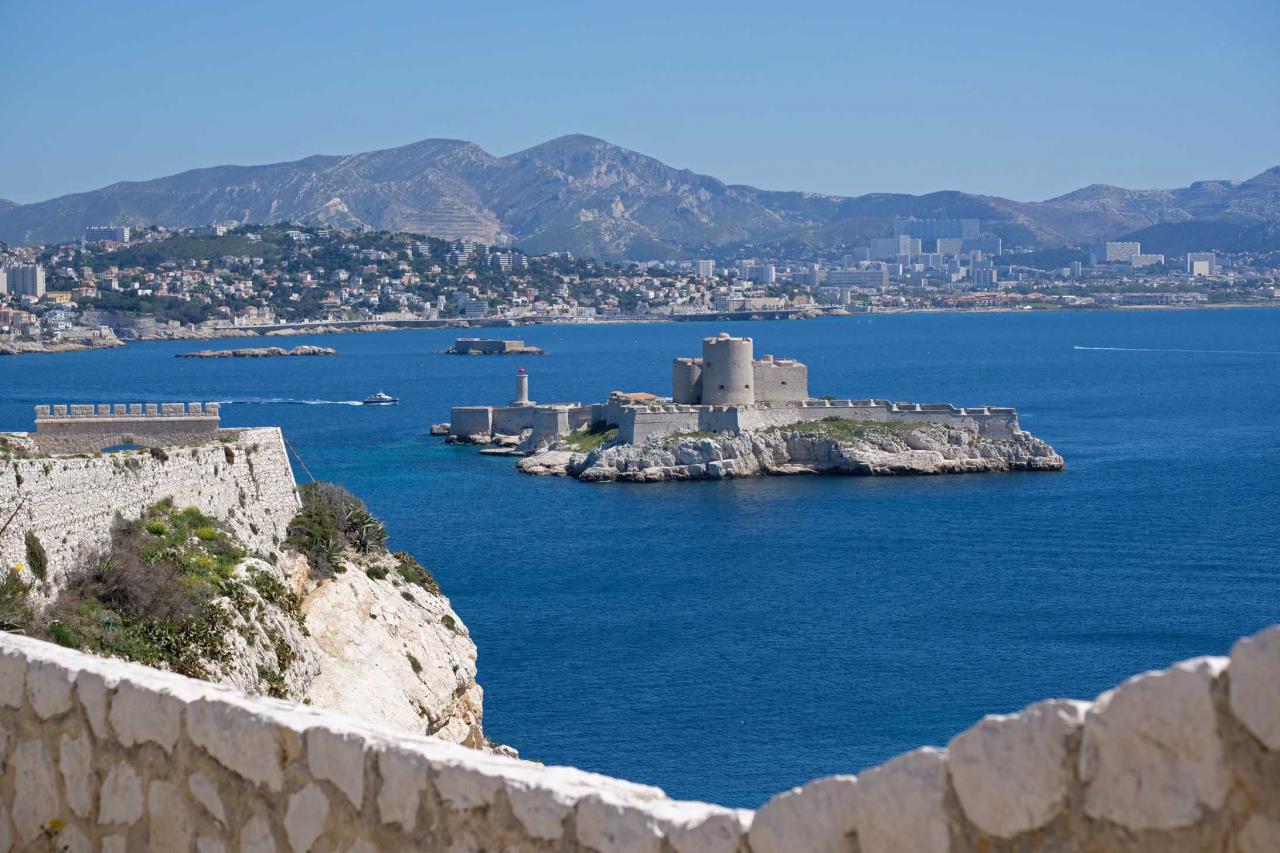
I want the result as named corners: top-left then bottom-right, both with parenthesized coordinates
top-left (700, 333), bottom-right (755, 406)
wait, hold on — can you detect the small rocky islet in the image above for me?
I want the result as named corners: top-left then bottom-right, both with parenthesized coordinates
top-left (177, 344), bottom-right (336, 358)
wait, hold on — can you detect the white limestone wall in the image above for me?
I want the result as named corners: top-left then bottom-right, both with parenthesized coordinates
top-left (2, 624), bottom-right (1278, 851)
top-left (0, 427), bottom-right (299, 591)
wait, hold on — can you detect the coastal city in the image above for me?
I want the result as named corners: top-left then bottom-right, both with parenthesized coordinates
top-left (1, 218), bottom-right (1276, 353)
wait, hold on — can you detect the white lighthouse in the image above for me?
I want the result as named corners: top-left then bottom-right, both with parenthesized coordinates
top-left (512, 368), bottom-right (533, 406)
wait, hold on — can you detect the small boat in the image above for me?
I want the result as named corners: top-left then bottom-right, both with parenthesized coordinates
top-left (362, 391), bottom-right (399, 405)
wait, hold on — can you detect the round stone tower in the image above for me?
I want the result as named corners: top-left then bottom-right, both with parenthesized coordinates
top-left (700, 333), bottom-right (754, 406)
top-left (672, 358), bottom-right (703, 404)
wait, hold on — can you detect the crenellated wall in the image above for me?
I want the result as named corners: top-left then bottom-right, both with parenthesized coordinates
top-left (31, 402), bottom-right (222, 455)
top-left (0, 623), bottom-right (1277, 851)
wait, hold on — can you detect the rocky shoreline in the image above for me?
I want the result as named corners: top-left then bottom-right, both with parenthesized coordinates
top-left (177, 344), bottom-right (337, 358)
top-left (515, 420), bottom-right (1064, 482)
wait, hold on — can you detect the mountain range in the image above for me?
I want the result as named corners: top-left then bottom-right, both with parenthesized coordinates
top-left (2, 134), bottom-right (1278, 259)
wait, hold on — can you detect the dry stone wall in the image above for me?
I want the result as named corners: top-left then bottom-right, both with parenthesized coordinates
top-left (0, 427), bottom-right (299, 593)
top-left (1, 624), bottom-right (1278, 851)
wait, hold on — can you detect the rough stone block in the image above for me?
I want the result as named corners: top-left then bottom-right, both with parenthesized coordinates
top-left (376, 748), bottom-right (428, 831)
top-left (59, 731), bottom-right (96, 818)
top-left (75, 669), bottom-right (115, 739)
top-left (305, 727), bottom-right (365, 809)
top-left (189, 772), bottom-right (227, 825)
top-left (749, 775), bottom-right (858, 853)
top-left (239, 815), bottom-right (276, 853)
top-left (110, 679), bottom-right (182, 752)
top-left (853, 747), bottom-right (950, 853)
top-left (948, 699), bottom-right (1088, 838)
top-left (99, 761), bottom-right (145, 825)
top-left (285, 783), bottom-right (330, 853)
top-left (10, 739), bottom-right (60, 843)
top-left (1229, 625), bottom-right (1280, 749)
top-left (145, 404), bottom-right (158, 415)
top-left (1080, 656), bottom-right (1230, 830)
top-left (26, 658), bottom-right (75, 719)
top-left (148, 780), bottom-right (195, 852)
top-left (0, 649), bottom-right (26, 708)
top-left (186, 698), bottom-right (285, 791)
top-left (575, 793), bottom-right (664, 853)
top-left (129, 404), bottom-right (143, 415)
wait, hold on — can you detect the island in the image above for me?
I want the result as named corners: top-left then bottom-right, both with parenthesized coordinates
top-left (440, 333), bottom-right (1064, 482)
top-left (177, 345), bottom-right (336, 358)
top-left (445, 338), bottom-right (544, 355)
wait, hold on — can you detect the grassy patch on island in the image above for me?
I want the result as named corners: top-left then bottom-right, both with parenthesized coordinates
top-left (560, 422), bottom-right (619, 452)
top-left (764, 417), bottom-right (922, 441)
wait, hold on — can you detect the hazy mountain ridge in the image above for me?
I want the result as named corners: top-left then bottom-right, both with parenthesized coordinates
top-left (1, 134), bottom-right (1277, 258)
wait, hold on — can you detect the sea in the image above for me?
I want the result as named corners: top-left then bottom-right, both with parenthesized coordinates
top-left (3, 308), bottom-right (1278, 808)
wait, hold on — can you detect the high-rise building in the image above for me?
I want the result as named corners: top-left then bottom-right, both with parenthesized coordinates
top-left (1131, 253), bottom-right (1164, 269)
top-left (0, 268), bottom-right (6, 294)
top-left (696, 259), bottom-right (716, 279)
top-left (85, 225), bottom-right (131, 243)
top-left (747, 264), bottom-right (776, 285)
top-left (961, 236), bottom-right (1002, 256)
top-left (825, 268), bottom-right (888, 289)
top-left (6, 264), bottom-right (45, 297)
top-left (869, 235), bottom-right (921, 260)
top-left (1089, 242), bottom-right (1142, 265)
top-left (893, 218), bottom-right (980, 241)
top-left (1187, 252), bottom-right (1217, 276)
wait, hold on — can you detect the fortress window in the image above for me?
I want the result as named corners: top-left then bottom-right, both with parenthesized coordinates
top-left (744, 384), bottom-right (750, 389)
top-left (781, 381), bottom-right (788, 385)
top-left (718, 385), bottom-right (725, 390)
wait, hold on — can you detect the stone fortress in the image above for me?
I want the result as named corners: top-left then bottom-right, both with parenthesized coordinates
top-left (448, 332), bottom-right (1021, 449)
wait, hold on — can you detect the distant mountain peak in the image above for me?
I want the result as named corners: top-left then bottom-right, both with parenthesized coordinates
top-left (0, 138), bottom-right (1276, 258)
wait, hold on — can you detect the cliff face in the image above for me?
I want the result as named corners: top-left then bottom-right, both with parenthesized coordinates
top-left (0, 428), bottom-right (486, 747)
top-left (518, 420), bottom-right (1064, 482)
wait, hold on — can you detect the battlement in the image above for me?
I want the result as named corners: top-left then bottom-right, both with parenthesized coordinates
top-left (30, 402), bottom-right (222, 454)
top-left (34, 402), bottom-right (221, 420)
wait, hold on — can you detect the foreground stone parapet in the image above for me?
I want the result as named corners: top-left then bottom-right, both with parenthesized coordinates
top-left (1, 625), bottom-right (1279, 850)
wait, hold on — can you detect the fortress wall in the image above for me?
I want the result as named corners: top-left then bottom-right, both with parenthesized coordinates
top-left (0, 427), bottom-right (298, 592)
top-left (3, 623), bottom-right (1279, 851)
top-left (449, 407), bottom-right (494, 438)
top-left (672, 359), bottom-right (703, 404)
top-left (491, 408), bottom-right (539, 436)
top-left (752, 360), bottom-right (808, 403)
top-left (622, 408), bottom-right (702, 444)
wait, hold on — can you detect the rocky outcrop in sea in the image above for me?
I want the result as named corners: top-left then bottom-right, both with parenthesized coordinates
top-left (517, 421), bottom-right (1064, 482)
top-left (177, 345), bottom-right (336, 358)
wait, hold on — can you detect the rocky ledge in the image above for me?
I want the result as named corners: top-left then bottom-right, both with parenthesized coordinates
top-left (517, 419), bottom-right (1064, 483)
top-left (177, 345), bottom-right (336, 358)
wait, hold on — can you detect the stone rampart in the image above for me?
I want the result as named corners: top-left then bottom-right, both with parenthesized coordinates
top-left (615, 399), bottom-right (1021, 444)
top-left (1, 623), bottom-right (1277, 851)
top-left (0, 427), bottom-right (298, 591)
top-left (32, 402), bottom-right (221, 455)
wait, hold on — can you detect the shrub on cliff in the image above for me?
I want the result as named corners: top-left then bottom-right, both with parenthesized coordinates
top-left (44, 500), bottom-right (245, 677)
top-left (393, 551), bottom-right (440, 595)
top-left (24, 531), bottom-right (47, 581)
top-left (0, 567), bottom-right (31, 631)
top-left (287, 482), bottom-right (388, 575)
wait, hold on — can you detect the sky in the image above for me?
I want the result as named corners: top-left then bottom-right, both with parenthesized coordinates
top-left (1, 0), bottom-right (1277, 204)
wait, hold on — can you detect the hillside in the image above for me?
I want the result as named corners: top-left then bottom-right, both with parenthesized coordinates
top-left (1, 134), bottom-right (1277, 259)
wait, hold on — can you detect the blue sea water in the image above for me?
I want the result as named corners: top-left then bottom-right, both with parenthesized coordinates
top-left (3, 309), bottom-right (1279, 808)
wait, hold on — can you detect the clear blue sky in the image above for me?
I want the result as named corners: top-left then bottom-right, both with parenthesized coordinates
top-left (1, 0), bottom-right (1276, 204)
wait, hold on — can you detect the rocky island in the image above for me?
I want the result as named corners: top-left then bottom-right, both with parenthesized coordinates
top-left (444, 332), bottom-right (1064, 483)
top-left (177, 345), bottom-right (336, 358)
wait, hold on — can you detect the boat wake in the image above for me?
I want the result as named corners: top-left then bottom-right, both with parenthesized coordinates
top-left (217, 397), bottom-right (364, 406)
top-left (1073, 345), bottom-right (1280, 356)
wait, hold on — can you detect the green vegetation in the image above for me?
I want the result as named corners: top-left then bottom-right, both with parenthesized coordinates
top-left (764, 417), bottom-right (922, 441)
top-left (440, 614), bottom-right (457, 632)
top-left (393, 551), bottom-right (439, 595)
top-left (286, 482), bottom-right (388, 575)
top-left (661, 430), bottom-right (719, 446)
top-left (44, 500), bottom-right (246, 678)
top-left (24, 532), bottom-right (48, 581)
top-left (560, 421), bottom-right (619, 452)
top-left (406, 652), bottom-right (422, 675)
top-left (0, 567), bottom-right (31, 631)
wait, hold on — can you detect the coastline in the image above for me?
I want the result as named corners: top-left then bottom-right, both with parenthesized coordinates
top-left (2, 299), bottom-right (1276, 356)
